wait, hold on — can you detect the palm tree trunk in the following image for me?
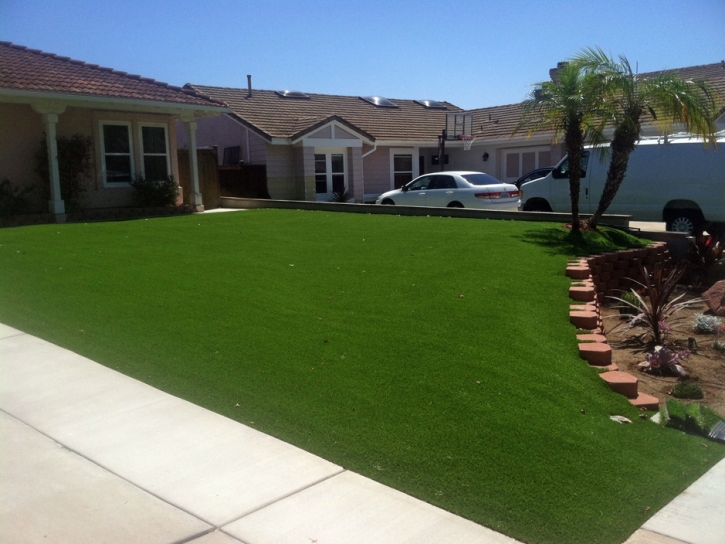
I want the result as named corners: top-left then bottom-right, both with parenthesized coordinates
top-left (565, 126), bottom-right (584, 232)
top-left (589, 124), bottom-right (639, 229)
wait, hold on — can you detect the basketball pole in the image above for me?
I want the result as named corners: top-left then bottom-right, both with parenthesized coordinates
top-left (438, 129), bottom-right (446, 172)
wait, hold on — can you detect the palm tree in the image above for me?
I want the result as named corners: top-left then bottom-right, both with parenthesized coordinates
top-left (573, 47), bottom-right (719, 231)
top-left (518, 62), bottom-right (606, 231)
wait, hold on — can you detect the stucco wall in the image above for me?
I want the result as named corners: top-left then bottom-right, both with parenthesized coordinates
top-left (361, 145), bottom-right (391, 196)
top-left (0, 103), bottom-right (180, 211)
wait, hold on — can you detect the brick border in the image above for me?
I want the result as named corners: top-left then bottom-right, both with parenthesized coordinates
top-left (566, 242), bottom-right (671, 411)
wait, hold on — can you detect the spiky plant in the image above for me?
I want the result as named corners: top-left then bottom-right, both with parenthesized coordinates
top-left (611, 262), bottom-right (696, 345)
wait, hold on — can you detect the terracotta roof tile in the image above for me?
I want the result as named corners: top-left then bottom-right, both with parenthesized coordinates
top-left (0, 42), bottom-right (224, 108)
top-left (186, 84), bottom-right (463, 141)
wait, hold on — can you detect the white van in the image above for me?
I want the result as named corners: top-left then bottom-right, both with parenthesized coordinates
top-left (520, 132), bottom-right (725, 233)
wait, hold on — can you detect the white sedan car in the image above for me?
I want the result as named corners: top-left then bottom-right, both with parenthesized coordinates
top-left (375, 171), bottom-right (520, 210)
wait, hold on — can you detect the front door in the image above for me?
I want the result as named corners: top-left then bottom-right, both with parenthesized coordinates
top-left (315, 150), bottom-right (347, 201)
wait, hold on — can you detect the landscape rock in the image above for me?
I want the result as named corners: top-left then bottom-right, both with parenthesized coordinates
top-left (702, 280), bottom-right (725, 316)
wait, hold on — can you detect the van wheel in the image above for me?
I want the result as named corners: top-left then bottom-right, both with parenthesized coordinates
top-left (666, 211), bottom-right (702, 235)
top-left (447, 202), bottom-right (464, 208)
top-left (523, 199), bottom-right (552, 212)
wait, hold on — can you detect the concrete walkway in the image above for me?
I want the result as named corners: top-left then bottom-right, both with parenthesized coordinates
top-left (2, 324), bottom-right (723, 544)
top-left (0, 324), bottom-right (518, 544)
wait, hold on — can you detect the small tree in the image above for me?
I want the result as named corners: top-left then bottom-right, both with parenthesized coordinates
top-left (573, 47), bottom-right (720, 230)
top-left (518, 62), bottom-right (606, 231)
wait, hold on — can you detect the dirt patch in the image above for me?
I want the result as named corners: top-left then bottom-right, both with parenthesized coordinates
top-left (601, 288), bottom-right (725, 417)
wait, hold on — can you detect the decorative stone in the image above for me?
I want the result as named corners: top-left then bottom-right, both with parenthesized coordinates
top-left (569, 286), bottom-right (596, 302)
top-left (600, 371), bottom-right (638, 398)
top-left (570, 311), bottom-right (598, 329)
top-left (577, 333), bottom-right (608, 343)
top-left (629, 392), bottom-right (660, 411)
top-left (566, 266), bottom-right (591, 279)
top-left (579, 342), bottom-right (612, 365)
top-left (702, 280), bottom-right (725, 316)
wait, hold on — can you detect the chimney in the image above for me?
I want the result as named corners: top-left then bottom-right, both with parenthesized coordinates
top-left (549, 61), bottom-right (568, 83)
top-left (247, 75), bottom-right (252, 98)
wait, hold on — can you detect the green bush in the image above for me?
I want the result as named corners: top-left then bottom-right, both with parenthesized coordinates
top-left (130, 175), bottom-right (179, 207)
top-left (0, 178), bottom-right (34, 217)
top-left (663, 398), bottom-right (688, 431)
top-left (672, 382), bottom-right (704, 400)
top-left (618, 291), bottom-right (642, 316)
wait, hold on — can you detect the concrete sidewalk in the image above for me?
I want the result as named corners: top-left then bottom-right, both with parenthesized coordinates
top-left (2, 324), bottom-right (723, 544)
top-left (0, 324), bottom-right (519, 544)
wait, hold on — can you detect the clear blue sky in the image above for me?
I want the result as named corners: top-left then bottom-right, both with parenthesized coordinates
top-left (2, 0), bottom-right (724, 110)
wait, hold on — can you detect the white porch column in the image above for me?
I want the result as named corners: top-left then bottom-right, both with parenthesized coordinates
top-left (185, 119), bottom-right (204, 211)
top-left (43, 113), bottom-right (65, 215)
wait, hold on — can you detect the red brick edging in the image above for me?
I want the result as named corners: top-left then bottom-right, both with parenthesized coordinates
top-left (566, 242), bottom-right (671, 411)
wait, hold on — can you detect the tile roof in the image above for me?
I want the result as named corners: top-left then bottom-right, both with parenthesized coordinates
top-left (186, 84), bottom-right (462, 142)
top-left (469, 62), bottom-right (725, 141)
top-left (189, 62), bottom-right (725, 145)
top-left (0, 42), bottom-right (224, 108)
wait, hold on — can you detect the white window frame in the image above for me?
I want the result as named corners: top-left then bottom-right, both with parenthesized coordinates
top-left (100, 121), bottom-right (134, 187)
top-left (314, 147), bottom-right (347, 201)
top-left (138, 123), bottom-right (171, 181)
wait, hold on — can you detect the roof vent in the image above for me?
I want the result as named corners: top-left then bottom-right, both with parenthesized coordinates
top-left (360, 96), bottom-right (398, 108)
top-left (275, 90), bottom-right (310, 99)
top-left (415, 99), bottom-right (447, 110)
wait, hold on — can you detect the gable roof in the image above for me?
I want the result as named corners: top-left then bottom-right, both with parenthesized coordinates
top-left (0, 42), bottom-right (225, 109)
top-left (185, 84), bottom-right (462, 142)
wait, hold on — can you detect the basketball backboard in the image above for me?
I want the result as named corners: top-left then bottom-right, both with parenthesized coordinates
top-left (445, 113), bottom-right (473, 140)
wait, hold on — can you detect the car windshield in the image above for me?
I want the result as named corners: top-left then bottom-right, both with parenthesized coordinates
top-left (461, 173), bottom-right (501, 186)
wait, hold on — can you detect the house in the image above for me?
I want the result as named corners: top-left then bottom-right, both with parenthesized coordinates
top-left (177, 82), bottom-right (472, 203)
top-left (179, 61), bottom-right (725, 202)
top-left (0, 42), bottom-right (230, 216)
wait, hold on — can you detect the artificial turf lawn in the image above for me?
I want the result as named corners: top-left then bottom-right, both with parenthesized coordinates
top-left (1, 210), bottom-right (722, 544)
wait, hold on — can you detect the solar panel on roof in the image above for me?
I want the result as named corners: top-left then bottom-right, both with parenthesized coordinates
top-left (275, 90), bottom-right (310, 99)
top-left (415, 100), bottom-right (447, 110)
top-left (360, 96), bottom-right (398, 108)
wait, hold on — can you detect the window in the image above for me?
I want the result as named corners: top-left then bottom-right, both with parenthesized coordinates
top-left (315, 154), bottom-right (327, 194)
top-left (314, 151), bottom-right (347, 199)
top-left (553, 151), bottom-right (590, 179)
top-left (101, 122), bottom-right (133, 183)
top-left (140, 125), bottom-right (169, 181)
top-left (393, 154), bottom-right (413, 189)
top-left (223, 146), bottom-right (241, 166)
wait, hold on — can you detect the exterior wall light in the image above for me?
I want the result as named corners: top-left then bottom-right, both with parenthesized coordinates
top-left (482, 152), bottom-right (490, 162)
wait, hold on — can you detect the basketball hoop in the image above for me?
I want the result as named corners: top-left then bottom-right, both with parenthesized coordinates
top-left (459, 135), bottom-right (475, 151)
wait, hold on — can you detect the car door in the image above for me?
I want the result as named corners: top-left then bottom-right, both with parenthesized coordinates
top-left (424, 175), bottom-right (458, 207)
top-left (396, 175), bottom-right (432, 206)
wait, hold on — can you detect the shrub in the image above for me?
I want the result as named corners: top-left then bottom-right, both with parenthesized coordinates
top-left (672, 382), bottom-right (704, 400)
top-left (685, 234), bottom-right (724, 287)
top-left (618, 291), bottom-right (642, 316)
top-left (714, 340), bottom-right (725, 353)
top-left (329, 187), bottom-right (352, 203)
top-left (33, 134), bottom-right (93, 212)
top-left (131, 175), bottom-right (179, 207)
top-left (692, 313), bottom-right (724, 335)
top-left (611, 263), bottom-right (694, 345)
top-left (0, 178), bottom-right (34, 216)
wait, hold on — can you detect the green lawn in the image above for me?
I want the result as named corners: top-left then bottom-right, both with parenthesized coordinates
top-left (1, 210), bottom-right (722, 544)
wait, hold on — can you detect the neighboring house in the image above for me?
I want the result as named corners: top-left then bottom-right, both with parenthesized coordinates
top-left (178, 83), bottom-right (468, 203)
top-left (180, 61), bottom-right (725, 202)
top-left (0, 42), bottom-right (230, 216)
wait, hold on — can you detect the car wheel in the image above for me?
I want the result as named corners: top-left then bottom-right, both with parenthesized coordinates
top-left (381, 199), bottom-right (395, 205)
top-left (666, 211), bottom-right (703, 235)
top-left (447, 202), bottom-right (464, 208)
